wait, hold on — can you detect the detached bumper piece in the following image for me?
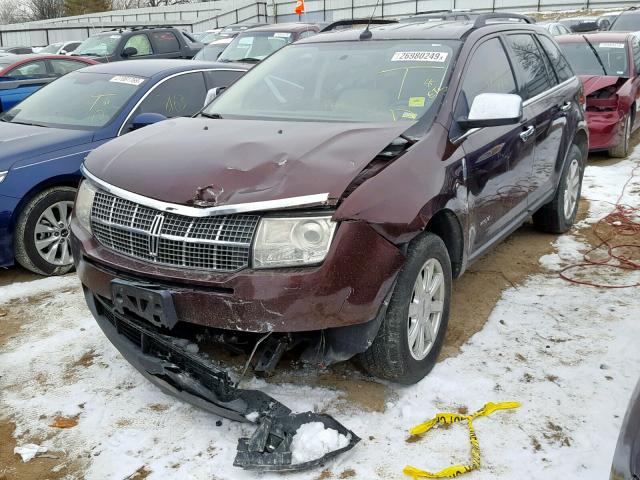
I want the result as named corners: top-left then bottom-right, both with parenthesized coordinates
top-left (235, 412), bottom-right (360, 472)
top-left (86, 292), bottom-right (360, 471)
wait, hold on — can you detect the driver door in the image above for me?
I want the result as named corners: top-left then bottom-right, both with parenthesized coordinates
top-left (454, 36), bottom-right (534, 257)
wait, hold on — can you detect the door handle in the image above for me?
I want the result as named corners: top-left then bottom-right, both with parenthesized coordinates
top-left (560, 101), bottom-right (572, 112)
top-left (519, 125), bottom-right (535, 142)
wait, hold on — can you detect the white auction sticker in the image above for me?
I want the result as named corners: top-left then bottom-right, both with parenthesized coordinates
top-left (273, 32), bottom-right (292, 38)
top-left (109, 75), bottom-right (146, 86)
top-left (599, 42), bottom-right (625, 49)
top-left (391, 51), bottom-right (448, 62)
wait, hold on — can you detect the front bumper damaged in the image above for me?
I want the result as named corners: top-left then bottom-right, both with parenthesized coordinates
top-left (84, 290), bottom-right (360, 471)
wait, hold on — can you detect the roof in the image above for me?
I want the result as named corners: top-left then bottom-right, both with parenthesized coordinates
top-left (241, 22), bottom-right (320, 33)
top-left (76, 58), bottom-right (248, 77)
top-left (299, 19), bottom-right (540, 43)
top-left (555, 32), bottom-right (632, 43)
top-left (0, 53), bottom-right (95, 66)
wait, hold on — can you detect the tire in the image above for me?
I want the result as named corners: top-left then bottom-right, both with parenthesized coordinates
top-left (609, 111), bottom-right (631, 158)
top-left (359, 232), bottom-right (452, 385)
top-left (14, 186), bottom-right (77, 276)
top-left (532, 144), bottom-right (584, 234)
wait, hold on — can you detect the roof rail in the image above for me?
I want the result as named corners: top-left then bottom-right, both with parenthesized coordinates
top-left (472, 12), bottom-right (535, 28)
top-left (320, 19), bottom-right (397, 32)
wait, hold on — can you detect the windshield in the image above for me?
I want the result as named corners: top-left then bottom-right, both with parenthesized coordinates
top-left (194, 43), bottom-right (228, 61)
top-left (206, 40), bottom-right (458, 126)
top-left (0, 71), bottom-right (145, 129)
top-left (559, 41), bottom-right (629, 76)
top-left (219, 31), bottom-right (294, 61)
top-left (610, 13), bottom-right (640, 31)
top-left (40, 43), bottom-right (63, 54)
top-left (201, 32), bottom-right (225, 44)
top-left (74, 34), bottom-right (121, 56)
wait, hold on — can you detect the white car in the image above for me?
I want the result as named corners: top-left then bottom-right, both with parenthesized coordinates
top-left (39, 41), bottom-right (82, 55)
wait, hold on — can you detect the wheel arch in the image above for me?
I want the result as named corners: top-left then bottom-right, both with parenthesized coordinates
top-left (572, 127), bottom-right (589, 165)
top-left (423, 208), bottom-right (465, 279)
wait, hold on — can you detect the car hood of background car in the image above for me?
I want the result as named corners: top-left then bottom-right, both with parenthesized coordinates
top-left (579, 74), bottom-right (625, 96)
top-left (0, 122), bottom-right (94, 171)
top-left (84, 117), bottom-right (413, 206)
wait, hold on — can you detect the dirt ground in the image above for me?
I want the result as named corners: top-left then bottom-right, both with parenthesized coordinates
top-left (1, 131), bottom-right (637, 477)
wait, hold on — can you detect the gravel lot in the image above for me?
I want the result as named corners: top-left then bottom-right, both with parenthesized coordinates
top-left (1, 144), bottom-right (639, 479)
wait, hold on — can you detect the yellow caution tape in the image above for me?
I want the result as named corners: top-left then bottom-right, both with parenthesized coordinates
top-left (403, 401), bottom-right (521, 479)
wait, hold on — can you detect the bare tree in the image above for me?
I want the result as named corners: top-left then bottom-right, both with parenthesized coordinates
top-left (0, 0), bottom-right (29, 24)
top-left (26, 0), bottom-right (65, 20)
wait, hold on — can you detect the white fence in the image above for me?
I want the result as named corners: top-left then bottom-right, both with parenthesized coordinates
top-left (0, 0), bottom-right (637, 46)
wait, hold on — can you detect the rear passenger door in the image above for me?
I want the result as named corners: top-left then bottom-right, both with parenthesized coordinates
top-left (454, 36), bottom-right (533, 254)
top-left (504, 33), bottom-right (566, 210)
top-left (149, 31), bottom-right (182, 59)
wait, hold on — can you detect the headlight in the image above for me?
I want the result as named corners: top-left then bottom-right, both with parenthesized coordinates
top-left (0, 171), bottom-right (8, 183)
top-left (75, 179), bottom-right (97, 233)
top-left (253, 216), bottom-right (337, 268)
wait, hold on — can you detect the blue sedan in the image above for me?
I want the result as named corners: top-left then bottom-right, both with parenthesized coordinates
top-left (0, 59), bottom-right (248, 275)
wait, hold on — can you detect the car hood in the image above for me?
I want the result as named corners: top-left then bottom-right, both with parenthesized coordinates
top-left (579, 75), bottom-right (624, 95)
top-left (84, 117), bottom-right (412, 206)
top-left (0, 122), bottom-right (94, 171)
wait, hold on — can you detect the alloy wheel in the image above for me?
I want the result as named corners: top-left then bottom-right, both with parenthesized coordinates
top-left (407, 258), bottom-right (446, 361)
top-left (34, 200), bottom-right (74, 266)
top-left (563, 158), bottom-right (580, 220)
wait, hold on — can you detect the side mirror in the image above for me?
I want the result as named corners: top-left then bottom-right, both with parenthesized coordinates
top-left (122, 46), bottom-right (138, 58)
top-left (458, 93), bottom-right (522, 129)
top-left (204, 86), bottom-right (226, 107)
top-left (598, 19), bottom-right (611, 30)
top-left (130, 112), bottom-right (167, 130)
top-left (60, 49), bottom-right (67, 55)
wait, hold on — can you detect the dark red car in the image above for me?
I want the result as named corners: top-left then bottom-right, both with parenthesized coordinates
top-left (557, 33), bottom-right (640, 157)
top-left (0, 54), bottom-right (97, 78)
top-left (70, 14), bottom-right (587, 429)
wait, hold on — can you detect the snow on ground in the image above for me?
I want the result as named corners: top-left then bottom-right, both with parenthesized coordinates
top-left (1, 152), bottom-right (639, 479)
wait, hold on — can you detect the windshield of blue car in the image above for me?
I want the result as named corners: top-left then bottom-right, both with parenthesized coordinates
top-left (205, 40), bottom-right (459, 125)
top-left (559, 41), bottom-right (629, 76)
top-left (218, 31), bottom-right (295, 62)
top-left (0, 71), bottom-right (145, 129)
top-left (74, 34), bottom-right (121, 56)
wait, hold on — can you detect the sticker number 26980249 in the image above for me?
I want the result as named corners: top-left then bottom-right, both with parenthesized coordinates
top-left (391, 51), bottom-right (449, 62)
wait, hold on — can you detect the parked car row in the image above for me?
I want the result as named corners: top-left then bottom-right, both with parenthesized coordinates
top-left (2, 11), bottom-right (639, 475)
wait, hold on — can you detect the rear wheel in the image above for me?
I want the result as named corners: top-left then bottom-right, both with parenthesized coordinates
top-left (609, 112), bottom-right (631, 158)
top-left (359, 232), bottom-right (451, 385)
top-left (533, 145), bottom-right (584, 234)
top-left (14, 187), bottom-right (76, 276)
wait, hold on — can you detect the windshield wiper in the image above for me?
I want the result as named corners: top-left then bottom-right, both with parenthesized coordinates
top-left (582, 35), bottom-right (608, 76)
top-left (231, 57), bottom-right (261, 63)
top-left (6, 120), bottom-right (49, 127)
top-left (200, 112), bottom-right (223, 119)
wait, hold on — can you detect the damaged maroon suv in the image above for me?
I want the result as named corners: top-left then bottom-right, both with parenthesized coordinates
top-left (70, 14), bottom-right (587, 435)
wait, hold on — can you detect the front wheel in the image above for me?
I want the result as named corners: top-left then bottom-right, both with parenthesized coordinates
top-left (359, 232), bottom-right (452, 385)
top-left (14, 186), bottom-right (76, 276)
top-left (533, 144), bottom-right (584, 234)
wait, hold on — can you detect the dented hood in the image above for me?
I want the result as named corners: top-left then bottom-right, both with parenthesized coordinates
top-left (579, 75), bottom-right (624, 96)
top-left (84, 117), bottom-right (411, 206)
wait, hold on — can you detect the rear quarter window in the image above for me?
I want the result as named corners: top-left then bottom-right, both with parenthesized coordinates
top-left (150, 31), bottom-right (181, 54)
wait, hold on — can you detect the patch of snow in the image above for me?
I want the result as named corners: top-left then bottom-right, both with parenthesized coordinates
top-left (245, 412), bottom-right (260, 422)
top-left (14, 444), bottom-right (47, 462)
top-left (290, 422), bottom-right (350, 464)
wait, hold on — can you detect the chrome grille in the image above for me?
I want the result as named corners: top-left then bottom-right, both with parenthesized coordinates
top-left (91, 191), bottom-right (259, 272)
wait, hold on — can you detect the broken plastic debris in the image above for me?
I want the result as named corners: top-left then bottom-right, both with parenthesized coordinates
top-left (291, 422), bottom-right (350, 464)
top-left (50, 415), bottom-right (78, 429)
top-left (14, 444), bottom-right (47, 462)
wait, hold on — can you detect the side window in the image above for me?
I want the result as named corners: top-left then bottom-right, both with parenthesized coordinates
top-left (455, 37), bottom-right (517, 122)
top-left (50, 59), bottom-right (88, 76)
top-left (150, 31), bottom-right (180, 54)
top-left (633, 39), bottom-right (640, 74)
top-left (505, 34), bottom-right (553, 100)
top-left (538, 35), bottom-right (574, 82)
top-left (124, 34), bottom-right (153, 57)
top-left (203, 69), bottom-right (244, 89)
top-left (551, 26), bottom-right (559, 36)
top-left (6, 60), bottom-right (48, 78)
top-left (127, 72), bottom-right (207, 128)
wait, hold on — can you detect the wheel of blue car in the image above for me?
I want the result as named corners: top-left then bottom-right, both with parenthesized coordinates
top-left (14, 186), bottom-right (77, 276)
top-left (359, 232), bottom-right (452, 385)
